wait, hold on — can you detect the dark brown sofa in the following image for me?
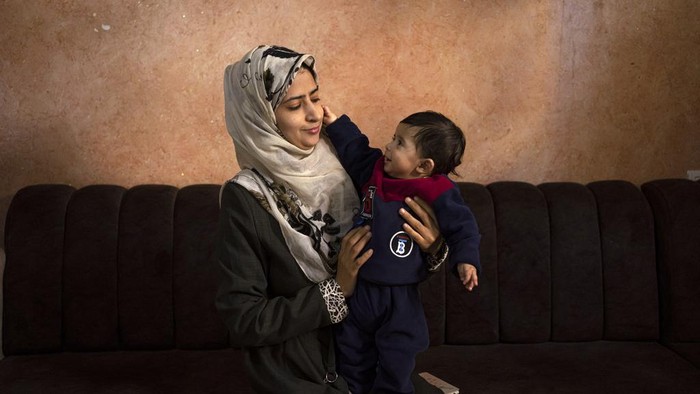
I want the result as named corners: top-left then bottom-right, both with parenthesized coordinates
top-left (1, 179), bottom-right (699, 393)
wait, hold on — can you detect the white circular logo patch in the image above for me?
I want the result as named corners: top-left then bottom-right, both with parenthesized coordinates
top-left (390, 231), bottom-right (414, 258)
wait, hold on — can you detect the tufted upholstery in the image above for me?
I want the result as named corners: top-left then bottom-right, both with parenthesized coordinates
top-left (2, 180), bottom-right (699, 393)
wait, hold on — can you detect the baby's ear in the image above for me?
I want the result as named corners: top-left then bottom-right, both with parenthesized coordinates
top-left (417, 158), bottom-right (435, 176)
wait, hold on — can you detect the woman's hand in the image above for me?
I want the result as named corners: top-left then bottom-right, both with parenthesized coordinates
top-left (336, 225), bottom-right (372, 297)
top-left (399, 196), bottom-right (442, 254)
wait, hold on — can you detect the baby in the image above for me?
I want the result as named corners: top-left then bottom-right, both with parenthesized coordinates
top-left (323, 106), bottom-right (481, 393)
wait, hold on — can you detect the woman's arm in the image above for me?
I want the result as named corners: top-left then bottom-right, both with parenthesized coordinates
top-left (215, 183), bottom-right (370, 347)
top-left (215, 183), bottom-right (327, 347)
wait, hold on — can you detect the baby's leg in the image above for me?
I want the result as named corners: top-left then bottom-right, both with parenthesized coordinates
top-left (373, 284), bottom-right (430, 393)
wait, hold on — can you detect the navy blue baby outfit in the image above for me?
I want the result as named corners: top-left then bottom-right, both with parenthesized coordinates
top-left (327, 115), bottom-right (481, 393)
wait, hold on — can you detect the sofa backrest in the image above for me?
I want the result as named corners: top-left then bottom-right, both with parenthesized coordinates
top-left (642, 180), bottom-right (700, 342)
top-left (3, 184), bottom-right (228, 355)
top-left (421, 180), bottom-right (665, 346)
top-left (3, 180), bottom-right (699, 355)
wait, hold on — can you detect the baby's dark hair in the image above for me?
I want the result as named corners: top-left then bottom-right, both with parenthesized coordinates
top-left (400, 111), bottom-right (466, 176)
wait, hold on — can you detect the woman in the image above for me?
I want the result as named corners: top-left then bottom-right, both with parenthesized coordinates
top-left (215, 45), bottom-right (444, 393)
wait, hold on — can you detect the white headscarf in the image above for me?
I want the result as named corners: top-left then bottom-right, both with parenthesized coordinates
top-left (223, 45), bottom-right (359, 282)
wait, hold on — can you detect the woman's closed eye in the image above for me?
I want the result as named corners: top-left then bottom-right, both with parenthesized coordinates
top-left (287, 97), bottom-right (321, 111)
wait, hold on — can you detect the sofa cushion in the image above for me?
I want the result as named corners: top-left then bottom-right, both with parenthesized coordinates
top-left (64, 185), bottom-right (125, 351)
top-left (642, 179), bottom-right (700, 342)
top-left (588, 181), bottom-right (659, 340)
top-left (416, 342), bottom-right (700, 393)
top-left (118, 185), bottom-right (179, 350)
top-left (488, 182), bottom-right (551, 343)
top-left (420, 182), bottom-right (499, 346)
top-left (665, 343), bottom-right (700, 369)
top-left (0, 349), bottom-right (250, 393)
top-left (173, 185), bottom-right (229, 349)
top-left (3, 184), bottom-right (75, 355)
top-left (540, 182), bottom-right (604, 341)
top-left (446, 183), bottom-right (498, 345)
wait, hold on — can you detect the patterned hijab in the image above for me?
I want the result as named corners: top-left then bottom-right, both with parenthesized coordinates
top-left (223, 45), bottom-right (359, 282)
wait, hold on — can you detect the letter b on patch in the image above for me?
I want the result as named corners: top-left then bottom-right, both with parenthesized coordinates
top-left (390, 231), bottom-right (414, 258)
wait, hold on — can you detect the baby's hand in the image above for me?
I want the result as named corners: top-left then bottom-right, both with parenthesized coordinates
top-left (322, 105), bottom-right (338, 125)
top-left (457, 263), bottom-right (478, 292)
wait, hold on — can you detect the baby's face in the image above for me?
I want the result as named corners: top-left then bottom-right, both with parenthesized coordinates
top-left (383, 123), bottom-right (424, 179)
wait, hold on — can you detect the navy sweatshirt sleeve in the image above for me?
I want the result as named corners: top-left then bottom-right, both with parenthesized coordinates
top-left (432, 186), bottom-right (482, 276)
top-left (325, 115), bottom-right (382, 192)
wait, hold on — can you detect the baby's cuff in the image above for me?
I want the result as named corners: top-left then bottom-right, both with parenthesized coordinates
top-left (319, 279), bottom-right (348, 324)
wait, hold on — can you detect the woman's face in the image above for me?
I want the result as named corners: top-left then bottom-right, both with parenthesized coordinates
top-left (274, 68), bottom-right (323, 150)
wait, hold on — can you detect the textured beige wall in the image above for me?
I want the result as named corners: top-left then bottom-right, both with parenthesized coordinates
top-left (1, 0), bottom-right (699, 247)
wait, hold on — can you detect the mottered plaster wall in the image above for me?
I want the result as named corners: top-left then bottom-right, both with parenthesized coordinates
top-left (1, 0), bottom-right (699, 247)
